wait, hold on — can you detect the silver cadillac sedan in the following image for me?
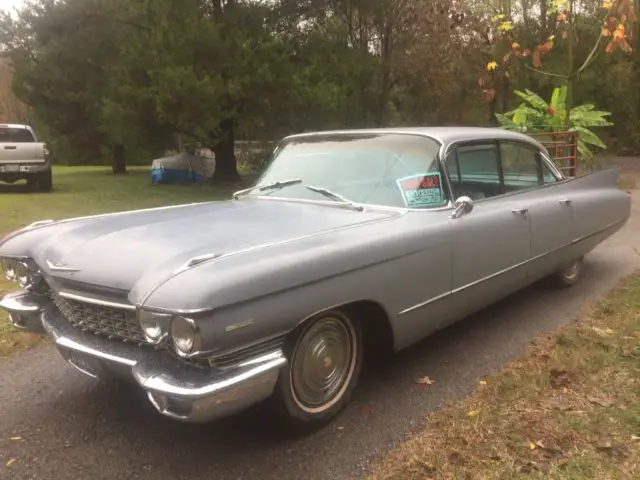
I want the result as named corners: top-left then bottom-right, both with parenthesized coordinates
top-left (0, 127), bottom-right (630, 433)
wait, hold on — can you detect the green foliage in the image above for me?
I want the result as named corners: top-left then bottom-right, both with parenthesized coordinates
top-left (496, 85), bottom-right (613, 163)
top-left (0, 0), bottom-right (637, 178)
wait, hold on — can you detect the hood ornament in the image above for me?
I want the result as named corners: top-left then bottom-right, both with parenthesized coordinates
top-left (46, 259), bottom-right (81, 272)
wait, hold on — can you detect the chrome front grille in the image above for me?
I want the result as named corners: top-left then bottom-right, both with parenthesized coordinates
top-left (51, 293), bottom-right (145, 344)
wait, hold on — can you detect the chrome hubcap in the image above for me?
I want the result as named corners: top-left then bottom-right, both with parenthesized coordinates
top-left (290, 315), bottom-right (356, 412)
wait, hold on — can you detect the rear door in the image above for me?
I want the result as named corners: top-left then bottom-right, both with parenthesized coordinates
top-left (498, 141), bottom-right (576, 276)
top-left (444, 141), bottom-right (532, 316)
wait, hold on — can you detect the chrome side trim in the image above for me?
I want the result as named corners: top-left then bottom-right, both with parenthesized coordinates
top-left (398, 291), bottom-right (452, 316)
top-left (398, 218), bottom-right (626, 316)
top-left (58, 291), bottom-right (137, 312)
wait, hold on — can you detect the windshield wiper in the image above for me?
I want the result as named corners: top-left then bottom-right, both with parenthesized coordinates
top-left (304, 185), bottom-right (364, 211)
top-left (232, 178), bottom-right (303, 199)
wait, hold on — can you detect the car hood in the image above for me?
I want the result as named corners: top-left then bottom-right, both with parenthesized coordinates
top-left (13, 199), bottom-right (399, 297)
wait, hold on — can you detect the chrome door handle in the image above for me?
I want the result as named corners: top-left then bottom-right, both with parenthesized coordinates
top-left (559, 198), bottom-right (573, 205)
top-left (511, 208), bottom-right (528, 216)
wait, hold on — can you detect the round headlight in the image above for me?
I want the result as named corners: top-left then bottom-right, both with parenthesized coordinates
top-left (1, 258), bottom-right (17, 281)
top-left (170, 316), bottom-right (201, 357)
top-left (138, 310), bottom-right (171, 345)
top-left (15, 261), bottom-right (31, 288)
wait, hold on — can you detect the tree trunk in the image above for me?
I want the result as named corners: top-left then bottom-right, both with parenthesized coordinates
top-left (212, 118), bottom-right (240, 183)
top-left (565, 0), bottom-right (575, 124)
top-left (540, 0), bottom-right (548, 35)
top-left (112, 143), bottom-right (126, 174)
top-left (376, 18), bottom-right (393, 127)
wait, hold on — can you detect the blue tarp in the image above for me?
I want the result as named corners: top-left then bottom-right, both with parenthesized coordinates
top-left (150, 153), bottom-right (215, 185)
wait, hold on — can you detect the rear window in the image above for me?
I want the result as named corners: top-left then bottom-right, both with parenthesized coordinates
top-left (0, 127), bottom-right (34, 143)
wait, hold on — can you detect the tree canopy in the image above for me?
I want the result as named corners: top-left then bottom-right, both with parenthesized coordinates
top-left (0, 0), bottom-right (638, 180)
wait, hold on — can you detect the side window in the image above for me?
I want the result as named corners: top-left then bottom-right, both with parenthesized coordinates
top-left (540, 155), bottom-right (560, 184)
top-left (450, 144), bottom-right (502, 200)
top-left (499, 142), bottom-right (542, 191)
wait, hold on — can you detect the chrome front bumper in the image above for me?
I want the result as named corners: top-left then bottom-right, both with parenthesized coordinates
top-left (0, 291), bottom-right (286, 423)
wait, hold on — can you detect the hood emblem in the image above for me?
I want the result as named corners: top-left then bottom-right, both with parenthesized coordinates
top-left (46, 259), bottom-right (81, 272)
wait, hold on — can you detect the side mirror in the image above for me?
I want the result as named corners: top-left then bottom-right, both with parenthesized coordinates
top-left (450, 196), bottom-right (474, 219)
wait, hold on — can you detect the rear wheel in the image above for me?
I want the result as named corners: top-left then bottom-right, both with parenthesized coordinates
top-left (270, 309), bottom-right (363, 434)
top-left (547, 256), bottom-right (583, 288)
top-left (38, 169), bottom-right (53, 192)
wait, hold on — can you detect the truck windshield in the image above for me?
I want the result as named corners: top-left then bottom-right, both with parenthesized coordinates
top-left (0, 127), bottom-right (35, 143)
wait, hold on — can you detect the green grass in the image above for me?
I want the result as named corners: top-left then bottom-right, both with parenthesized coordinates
top-left (0, 165), bottom-right (250, 357)
top-left (369, 274), bottom-right (640, 480)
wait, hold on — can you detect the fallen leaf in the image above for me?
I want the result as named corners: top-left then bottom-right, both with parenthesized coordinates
top-left (588, 395), bottom-right (616, 407)
top-left (535, 440), bottom-right (546, 449)
top-left (415, 376), bottom-right (435, 385)
top-left (479, 380), bottom-right (487, 385)
top-left (529, 440), bottom-right (536, 450)
top-left (6, 458), bottom-right (16, 467)
top-left (467, 410), bottom-right (480, 417)
top-left (631, 435), bottom-right (639, 441)
top-left (592, 326), bottom-right (613, 336)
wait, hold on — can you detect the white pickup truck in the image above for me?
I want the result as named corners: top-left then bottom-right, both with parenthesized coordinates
top-left (0, 123), bottom-right (52, 191)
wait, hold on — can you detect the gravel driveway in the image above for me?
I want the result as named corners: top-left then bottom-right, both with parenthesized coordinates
top-left (1, 163), bottom-right (639, 480)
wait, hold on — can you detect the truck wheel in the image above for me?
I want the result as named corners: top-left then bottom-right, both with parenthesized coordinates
top-left (270, 309), bottom-right (363, 435)
top-left (38, 169), bottom-right (53, 192)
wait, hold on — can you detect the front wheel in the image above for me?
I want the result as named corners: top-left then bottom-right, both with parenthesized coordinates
top-left (270, 309), bottom-right (363, 434)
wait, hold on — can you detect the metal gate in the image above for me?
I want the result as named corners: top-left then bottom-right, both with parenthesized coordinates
top-left (528, 131), bottom-right (578, 177)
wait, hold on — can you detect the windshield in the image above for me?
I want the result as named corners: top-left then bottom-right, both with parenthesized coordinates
top-left (253, 133), bottom-right (447, 209)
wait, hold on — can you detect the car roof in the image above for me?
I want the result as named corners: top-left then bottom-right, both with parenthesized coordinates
top-left (283, 126), bottom-right (547, 153)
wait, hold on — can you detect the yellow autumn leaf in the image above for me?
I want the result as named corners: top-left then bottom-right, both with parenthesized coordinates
top-left (511, 42), bottom-right (520, 50)
top-left (529, 441), bottom-right (536, 450)
top-left (603, 0), bottom-right (612, 8)
top-left (498, 21), bottom-right (514, 31)
top-left (479, 380), bottom-right (488, 385)
top-left (468, 410), bottom-right (480, 417)
top-left (486, 61), bottom-right (498, 71)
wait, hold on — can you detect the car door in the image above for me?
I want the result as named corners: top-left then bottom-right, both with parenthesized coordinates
top-left (498, 141), bottom-right (576, 278)
top-left (444, 141), bottom-right (532, 318)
